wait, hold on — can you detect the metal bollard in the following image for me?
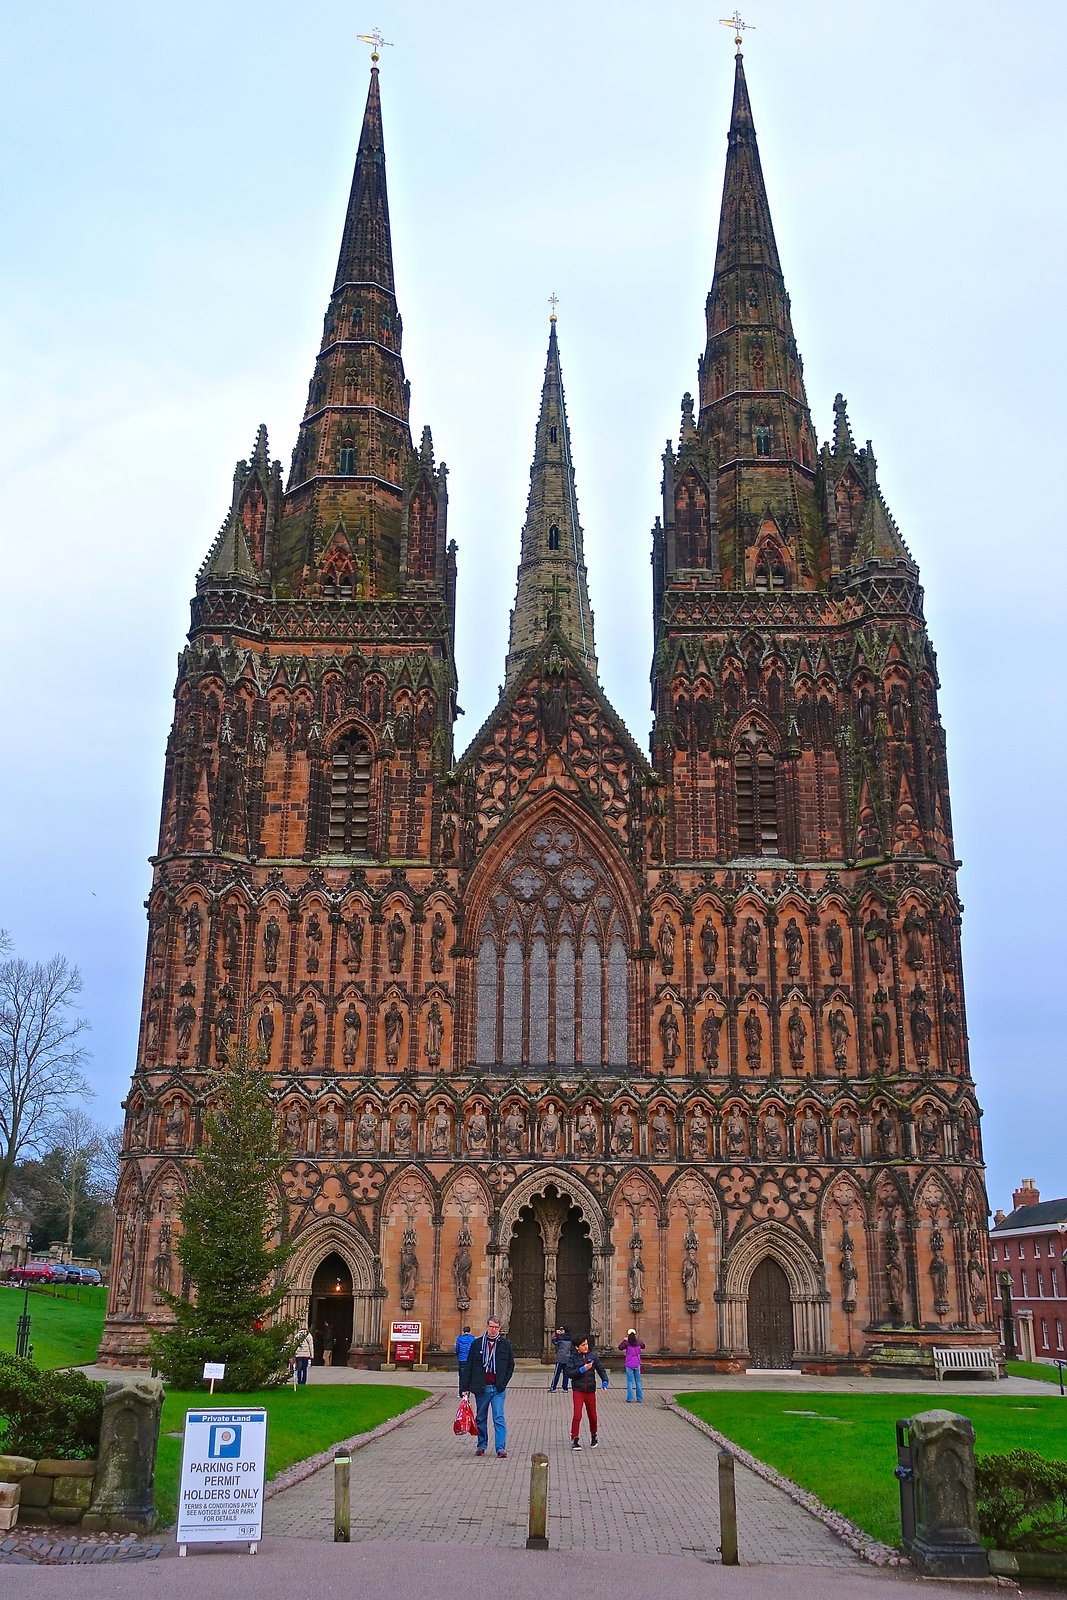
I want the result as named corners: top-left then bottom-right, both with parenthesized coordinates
top-left (717, 1448), bottom-right (738, 1566)
top-left (334, 1452), bottom-right (351, 1543)
top-left (526, 1452), bottom-right (549, 1550)
top-left (895, 1419), bottom-right (915, 1548)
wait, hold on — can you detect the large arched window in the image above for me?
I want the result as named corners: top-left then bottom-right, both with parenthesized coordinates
top-left (472, 814), bottom-right (630, 1069)
top-left (328, 734), bottom-right (372, 854)
top-left (734, 725), bottom-right (778, 856)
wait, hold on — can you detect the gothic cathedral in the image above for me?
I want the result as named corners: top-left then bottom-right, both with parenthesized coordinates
top-left (100, 52), bottom-right (994, 1373)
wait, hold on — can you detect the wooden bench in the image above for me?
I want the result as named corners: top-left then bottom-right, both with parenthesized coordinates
top-left (932, 1346), bottom-right (999, 1381)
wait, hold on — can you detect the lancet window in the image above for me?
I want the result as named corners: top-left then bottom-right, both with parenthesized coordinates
top-left (734, 724), bottom-right (779, 856)
top-left (474, 817), bottom-right (630, 1068)
top-left (328, 733), bottom-right (372, 854)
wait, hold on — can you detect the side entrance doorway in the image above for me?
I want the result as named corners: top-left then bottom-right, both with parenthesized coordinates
top-left (310, 1250), bottom-right (354, 1366)
top-left (747, 1256), bottom-right (794, 1369)
top-left (507, 1189), bottom-right (592, 1358)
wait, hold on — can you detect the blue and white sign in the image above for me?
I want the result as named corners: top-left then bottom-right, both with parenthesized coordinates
top-left (176, 1408), bottom-right (268, 1548)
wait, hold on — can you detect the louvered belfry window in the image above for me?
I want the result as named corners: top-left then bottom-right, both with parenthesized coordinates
top-left (329, 734), bottom-right (372, 854)
top-left (735, 726), bottom-right (778, 856)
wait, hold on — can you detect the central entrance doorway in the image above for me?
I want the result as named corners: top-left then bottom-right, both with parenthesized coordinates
top-left (507, 1190), bottom-right (592, 1358)
top-left (311, 1251), bottom-right (354, 1366)
top-left (747, 1256), bottom-right (794, 1368)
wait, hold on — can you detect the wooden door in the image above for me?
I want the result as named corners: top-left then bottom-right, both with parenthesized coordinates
top-left (747, 1257), bottom-right (794, 1368)
top-left (508, 1214), bottom-right (545, 1357)
top-left (555, 1210), bottom-right (592, 1341)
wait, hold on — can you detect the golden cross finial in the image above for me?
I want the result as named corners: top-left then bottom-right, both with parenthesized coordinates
top-left (541, 572), bottom-right (570, 620)
top-left (548, 292), bottom-right (559, 323)
top-left (357, 26), bottom-right (393, 63)
top-left (719, 11), bottom-right (753, 52)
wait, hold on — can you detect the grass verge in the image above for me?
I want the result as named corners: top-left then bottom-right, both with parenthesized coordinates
top-left (678, 1389), bottom-right (1067, 1547)
top-left (1007, 1359), bottom-right (1067, 1387)
top-left (155, 1384), bottom-right (429, 1525)
top-left (0, 1284), bottom-right (107, 1369)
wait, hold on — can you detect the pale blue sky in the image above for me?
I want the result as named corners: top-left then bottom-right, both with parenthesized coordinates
top-left (1, 0), bottom-right (1063, 1213)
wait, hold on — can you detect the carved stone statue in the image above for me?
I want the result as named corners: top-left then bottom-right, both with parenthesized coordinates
top-left (682, 1232), bottom-right (700, 1310)
top-left (699, 917), bottom-right (719, 975)
top-left (344, 913), bottom-right (365, 971)
top-left (876, 1111), bottom-right (897, 1157)
top-left (252, 1002), bottom-right (273, 1064)
top-left (439, 811), bottom-right (457, 860)
top-left (576, 1108), bottom-right (598, 1155)
top-left (611, 1111), bottom-right (634, 1157)
top-left (863, 910), bottom-right (886, 974)
top-left (357, 1109), bottom-right (378, 1154)
top-left (399, 1230), bottom-right (419, 1311)
top-left (222, 907), bottom-right (241, 970)
top-left (424, 1001), bottom-right (444, 1068)
top-left (628, 1238), bottom-right (645, 1311)
top-left (942, 989), bottom-right (962, 1068)
top-left (165, 1103), bottom-right (186, 1149)
top-left (299, 1004), bottom-right (318, 1063)
top-left (144, 1007), bottom-right (160, 1056)
top-left (828, 1007), bottom-right (850, 1068)
top-left (825, 918), bottom-right (844, 978)
top-left (917, 1108), bottom-right (940, 1157)
top-left (384, 1001), bottom-right (405, 1066)
top-left (743, 1007), bottom-right (762, 1070)
top-left (452, 1227), bottom-right (472, 1311)
top-left (783, 917), bottom-right (803, 978)
top-left (967, 1249), bottom-right (987, 1317)
top-left (884, 1241), bottom-right (904, 1319)
top-left (502, 1106), bottom-right (525, 1155)
top-left (282, 1106), bottom-right (303, 1150)
top-left (659, 1005), bottom-right (681, 1067)
top-left (689, 1109), bottom-right (709, 1159)
top-left (798, 1111), bottom-right (819, 1158)
top-left (386, 911), bottom-right (407, 974)
top-left (183, 904), bottom-right (202, 963)
top-left (888, 682), bottom-right (909, 739)
top-left (700, 1010), bottom-right (723, 1070)
top-left (871, 991), bottom-right (893, 1069)
top-left (304, 911), bottom-right (323, 973)
top-left (392, 1106), bottom-right (413, 1154)
top-left (263, 914), bottom-right (280, 973)
top-left (651, 1109), bottom-right (672, 1157)
top-left (430, 1108), bottom-right (451, 1155)
top-left (840, 1226), bottom-right (858, 1311)
top-left (740, 917), bottom-right (761, 974)
top-left (466, 1107), bottom-right (488, 1154)
top-left (648, 812), bottom-right (663, 863)
top-left (657, 913), bottom-right (676, 977)
top-left (910, 984), bottom-right (932, 1066)
top-left (153, 1218), bottom-right (173, 1296)
top-left (540, 1105), bottom-right (561, 1156)
top-left (725, 1110), bottom-right (747, 1157)
top-left (320, 1106), bottom-right (341, 1155)
top-left (903, 907), bottom-right (927, 970)
top-left (836, 1114), bottom-right (857, 1159)
top-left (929, 1226), bottom-right (950, 1313)
top-left (787, 1005), bottom-right (807, 1069)
top-left (214, 1005), bottom-right (234, 1063)
top-left (174, 1001), bottom-right (196, 1056)
top-left (429, 911), bottom-right (447, 974)
top-left (342, 1002), bottom-right (362, 1066)
top-left (763, 1113), bottom-right (784, 1158)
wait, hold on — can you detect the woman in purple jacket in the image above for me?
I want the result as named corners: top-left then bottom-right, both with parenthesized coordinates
top-left (618, 1328), bottom-right (645, 1402)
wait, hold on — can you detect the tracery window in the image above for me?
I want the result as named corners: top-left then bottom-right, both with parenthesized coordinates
top-left (338, 446), bottom-right (357, 474)
top-left (328, 734), bottom-right (372, 854)
top-left (753, 545), bottom-right (788, 591)
top-left (755, 424), bottom-right (772, 457)
top-left (548, 524), bottom-right (561, 551)
top-left (473, 815), bottom-right (629, 1067)
top-left (734, 724), bottom-right (778, 856)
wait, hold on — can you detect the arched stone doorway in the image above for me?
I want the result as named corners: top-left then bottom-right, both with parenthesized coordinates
top-left (505, 1186), bottom-right (593, 1358)
top-left (747, 1257), bottom-right (794, 1369)
top-left (311, 1251), bottom-right (353, 1366)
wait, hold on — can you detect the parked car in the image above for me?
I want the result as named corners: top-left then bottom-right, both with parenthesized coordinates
top-left (69, 1266), bottom-right (102, 1285)
top-left (7, 1263), bottom-right (60, 1286)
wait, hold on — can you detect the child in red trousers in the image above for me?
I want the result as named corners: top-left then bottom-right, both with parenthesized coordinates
top-left (566, 1335), bottom-right (609, 1448)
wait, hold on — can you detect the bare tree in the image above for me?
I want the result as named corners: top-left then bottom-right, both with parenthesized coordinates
top-left (0, 948), bottom-right (92, 1224)
top-left (53, 1108), bottom-right (105, 1251)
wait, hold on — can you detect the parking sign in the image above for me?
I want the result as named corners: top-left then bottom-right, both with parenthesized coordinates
top-left (176, 1408), bottom-right (268, 1551)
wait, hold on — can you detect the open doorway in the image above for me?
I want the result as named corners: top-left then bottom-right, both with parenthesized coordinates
top-left (310, 1251), bottom-right (353, 1366)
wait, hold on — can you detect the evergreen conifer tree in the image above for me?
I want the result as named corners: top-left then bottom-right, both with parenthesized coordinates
top-left (150, 1034), bottom-right (296, 1389)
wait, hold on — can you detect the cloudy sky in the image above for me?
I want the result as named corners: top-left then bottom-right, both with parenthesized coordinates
top-left (1, 0), bottom-right (1063, 1214)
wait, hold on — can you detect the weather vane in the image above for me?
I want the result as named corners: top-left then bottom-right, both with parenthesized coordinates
top-left (548, 292), bottom-right (559, 322)
top-left (719, 11), bottom-right (753, 52)
top-left (357, 26), bottom-right (393, 63)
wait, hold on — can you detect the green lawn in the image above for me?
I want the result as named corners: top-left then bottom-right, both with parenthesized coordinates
top-left (678, 1390), bottom-right (1067, 1548)
top-left (1007, 1359), bottom-right (1067, 1387)
top-left (155, 1384), bottom-right (429, 1525)
top-left (0, 1284), bottom-right (107, 1369)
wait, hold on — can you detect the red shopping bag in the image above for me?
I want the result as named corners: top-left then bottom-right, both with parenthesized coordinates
top-left (453, 1396), bottom-right (477, 1436)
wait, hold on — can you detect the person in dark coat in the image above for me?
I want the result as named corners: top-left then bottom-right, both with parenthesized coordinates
top-left (461, 1316), bottom-right (515, 1457)
top-left (566, 1335), bottom-right (609, 1449)
top-left (454, 1325), bottom-right (475, 1394)
top-left (549, 1326), bottom-right (572, 1392)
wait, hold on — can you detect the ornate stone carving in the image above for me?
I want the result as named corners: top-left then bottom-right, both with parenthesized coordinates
top-left (576, 1107), bottom-right (598, 1156)
top-left (320, 1105), bottom-right (341, 1155)
top-left (659, 1005), bottom-right (682, 1068)
top-left (502, 1105), bottom-right (525, 1156)
top-left (299, 1003), bottom-right (318, 1064)
top-left (839, 1224), bottom-right (858, 1313)
top-left (787, 1005), bottom-right (807, 1069)
top-left (263, 914), bottom-right (281, 973)
top-left (689, 1108), bottom-right (709, 1159)
top-left (304, 911), bottom-right (323, 973)
top-left (452, 1223), bottom-right (473, 1312)
top-left (611, 1110), bottom-right (634, 1157)
top-left (386, 912), bottom-right (407, 974)
top-left (724, 1110), bottom-right (746, 1157)
top-left (650, 1108), bottom-right (672, 1158)
top-left (539, 1105), bottom-right (561, 1156)
top-left (466, 1106), bottom-right (488, 1155)
top-left (429, 911), bottom-right (447, 974)
top-left (682, 1222), bottom-right (700, 1313)
top-left (798, 1111), bottom-right (819, 1158)
top-left (824, 918), bottom-right (844, 978)
top-left (399, 1225), bottom-right (419, 1312)
top-left (827, 1007), bottom-right (850, 1070)
top-left (783, 917), bottom-right (803, 978)
top-left (743, 1007), bottom-right (762, 1071)
top-left (182, 905), bottom-right (202, 964)
top-left (384, 1000), bottom-right (405, 1066)
top-left (740, 917), bottom-right (760, 975)
top-left (699, 917), bottom-right (719, 975)
top-left (424, 1001), bottom-right (444, 1068)
top-left (701, 1009), bottom-right (723, 1070)
top-left (344, 913), bottom-right (365, 971)
top-left (357, 1108), bottom-right (379, 1154)
top-left (342, 1002), bottom-right (362, 1066)
top-left (657, 913), bottom-right (676, 976)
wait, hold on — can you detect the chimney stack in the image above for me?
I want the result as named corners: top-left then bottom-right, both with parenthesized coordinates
top-left (1012, 1179), bottom-right (1040, 1210)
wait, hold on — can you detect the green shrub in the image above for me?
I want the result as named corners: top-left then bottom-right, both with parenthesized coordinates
top-left (0, 1351), bottom-right (104, 1460)
top-left (976, 1449), bottom-right (1067, 1551)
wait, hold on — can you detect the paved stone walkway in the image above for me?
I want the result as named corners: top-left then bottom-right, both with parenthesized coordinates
top-left (263, 1383), bottom-right (858, 1565)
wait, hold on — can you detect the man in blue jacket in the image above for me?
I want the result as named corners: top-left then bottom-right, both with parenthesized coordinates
top-left (461, 1316), bottom-right (515, 1457)
top-left (454, 1325), bottom-right (475, 1394)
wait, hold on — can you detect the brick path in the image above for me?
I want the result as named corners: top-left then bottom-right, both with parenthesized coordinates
top-left (263, 1383), bottom-right (858, 1565)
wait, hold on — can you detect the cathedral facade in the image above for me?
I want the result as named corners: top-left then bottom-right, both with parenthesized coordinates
top-left (99, 52), bottom-right (994, 1373)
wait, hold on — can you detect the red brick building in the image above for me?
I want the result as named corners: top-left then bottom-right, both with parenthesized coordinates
top-left (990, 1181), bottom-right (1067, 1363)
top-left (98, 48), bottom-right (993, 1374)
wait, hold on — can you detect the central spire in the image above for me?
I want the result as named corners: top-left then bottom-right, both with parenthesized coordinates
top-left (504, 320), bottom-right (597, 689)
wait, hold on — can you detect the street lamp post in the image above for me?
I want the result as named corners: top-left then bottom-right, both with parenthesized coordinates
top-left (999, 1270), bottom-right (1016, 1361)
top-left (15, 1284), bottom-right (32, 1360)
